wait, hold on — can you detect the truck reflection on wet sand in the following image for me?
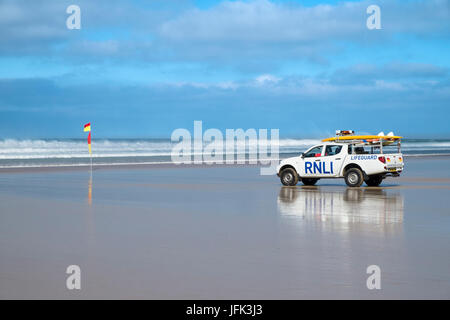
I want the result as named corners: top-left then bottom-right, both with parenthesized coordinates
top-left (277, 187), bottom-right (404, 234)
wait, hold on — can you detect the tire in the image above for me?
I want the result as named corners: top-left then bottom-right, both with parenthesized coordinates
top-left (301, 178), bottom-right (319, 186)
top-left (280, 168), bottom-right (299, 186)
top-left (365, 174), bottom-right (383, 187)
top-left (344, 168), bottom-right (364, 187)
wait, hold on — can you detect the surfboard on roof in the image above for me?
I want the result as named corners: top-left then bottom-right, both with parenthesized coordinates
top-left (322, 130), bottom-right (402, 146)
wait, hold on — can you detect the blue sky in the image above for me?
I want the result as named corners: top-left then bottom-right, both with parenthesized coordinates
top-left (0, 0), bottom-right (449, 138)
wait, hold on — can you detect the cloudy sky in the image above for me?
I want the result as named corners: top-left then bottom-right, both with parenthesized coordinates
top-left (0, 0), bottom-right (449, 138)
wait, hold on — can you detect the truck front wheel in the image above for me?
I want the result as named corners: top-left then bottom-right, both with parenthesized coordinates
top-left (365, 174), bottom-right (383, 187)
top-left (344, 168), bottom-right (364, 187)
top-left (280, 168), bottom-right (299, 186)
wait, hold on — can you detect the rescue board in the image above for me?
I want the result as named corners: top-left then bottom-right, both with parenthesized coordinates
top-left (322, 135), bottom-right (402, 146)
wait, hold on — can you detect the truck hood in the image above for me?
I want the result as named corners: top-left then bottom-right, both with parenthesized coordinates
top-left (276, 156), bottom-right (299, 173)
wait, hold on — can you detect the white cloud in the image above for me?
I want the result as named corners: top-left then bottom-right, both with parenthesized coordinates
top-left (255, 74), bottom-right (281, 84)
top-left (159, 0), bottom-right (450, 43)
top-left (1, 0), bottom-right (449, 64)
top-left (159, 0), bottom-right (357, 42)
top-left (153, 0), bottom-right (450, 64)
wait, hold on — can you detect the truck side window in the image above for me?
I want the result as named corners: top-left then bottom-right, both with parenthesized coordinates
top-left (325, 145), bottom-right (342, 156)
top-left (354, 146), bottom-right (368, 154)
top-left (304, 146), bottom-right (323, 158)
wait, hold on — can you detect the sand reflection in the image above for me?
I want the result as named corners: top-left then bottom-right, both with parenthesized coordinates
top-left (88, 173), bottom-right (92, 206)
top-left (277, 186), bottom-right (404, 234)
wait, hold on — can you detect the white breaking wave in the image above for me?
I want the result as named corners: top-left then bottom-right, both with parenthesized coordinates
top-left (0, 138), bottom-right (449, 161)
top-left (0, 138), bottom-right (320, 160)
top-left (397, 143), bottom-right (450, 148)
top-left (0, 139), bottom-right (173, 159)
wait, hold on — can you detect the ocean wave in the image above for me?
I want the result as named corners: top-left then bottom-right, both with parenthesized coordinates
top-left (0, 138), bottom-right (450, 163)
top-left (0, 138), bottom-right (319, 159)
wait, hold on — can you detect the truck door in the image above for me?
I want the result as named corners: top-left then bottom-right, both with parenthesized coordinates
top-left (300, 145), bottom-right (324, 177)
top-left (322, 144), bottom-right (345, 177)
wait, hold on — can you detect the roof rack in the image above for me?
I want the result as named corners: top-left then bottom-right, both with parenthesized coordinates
top-left (323, 130), bottom-right (402, 152)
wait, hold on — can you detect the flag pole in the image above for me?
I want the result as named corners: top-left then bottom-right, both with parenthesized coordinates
top-left (84, 122), bottom-right (93, 206)
top-left (84, 122), bottom-right (92, 174)
top-left (89, 131), bottom-right (92, 174)
top-left (88, 130), bottom-right (92, 173)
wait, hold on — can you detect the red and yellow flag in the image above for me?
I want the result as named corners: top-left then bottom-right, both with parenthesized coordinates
top-left (84, 123), bottom-right (92, 154)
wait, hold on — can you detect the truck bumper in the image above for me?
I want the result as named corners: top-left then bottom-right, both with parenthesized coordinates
top-left (383, 165), bottom-right (403, 177)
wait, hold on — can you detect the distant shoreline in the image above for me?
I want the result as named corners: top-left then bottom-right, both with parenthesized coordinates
top-left (0, 162), bottom-right (261, 173)
top-left (1, 153), bottom-right (450, 173)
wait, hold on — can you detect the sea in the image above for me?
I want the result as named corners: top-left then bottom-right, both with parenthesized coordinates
top-left (0, 138), bottom-right (449, 168)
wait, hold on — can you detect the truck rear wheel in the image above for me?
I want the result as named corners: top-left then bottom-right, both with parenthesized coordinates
top-left (301, 178), bottom-right (319, 186)
top-left (365, 174), bottom-right (383, 187)
top-left (280, 168), bottom-right (299, 186)
top-left (344, 168), bottom-right (364, 187)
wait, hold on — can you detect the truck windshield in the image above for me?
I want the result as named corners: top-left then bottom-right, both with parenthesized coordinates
top-left (304, 146), bottom-right (323, 157)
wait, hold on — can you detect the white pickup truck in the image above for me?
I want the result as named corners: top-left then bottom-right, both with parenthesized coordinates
top-left (277, 140), bottom-right (404, 187)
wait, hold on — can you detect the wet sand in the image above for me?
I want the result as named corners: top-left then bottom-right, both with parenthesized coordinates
top-left (0, 157), bottom-right (450, 299)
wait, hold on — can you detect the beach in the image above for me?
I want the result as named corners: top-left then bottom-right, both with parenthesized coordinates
top-left (1, 156), bottom-right (450, 299)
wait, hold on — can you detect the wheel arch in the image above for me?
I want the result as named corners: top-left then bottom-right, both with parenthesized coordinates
top-left (279, 165), bottom-right (298, 176)
top-left (342, 163), bottom-right (368, 180)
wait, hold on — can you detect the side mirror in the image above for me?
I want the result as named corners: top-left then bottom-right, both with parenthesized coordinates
top-left (300, 153), bottom-right (305, 158)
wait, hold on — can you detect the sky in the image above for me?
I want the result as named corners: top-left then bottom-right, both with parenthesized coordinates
top-left (0, 0), bottom-right (449, 138)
